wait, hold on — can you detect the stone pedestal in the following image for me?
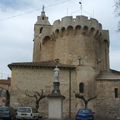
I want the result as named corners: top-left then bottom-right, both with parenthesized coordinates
top-left (48, 95), bottom-right (65, 119)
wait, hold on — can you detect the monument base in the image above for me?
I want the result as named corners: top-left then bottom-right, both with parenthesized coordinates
top-left (47, 94), bottom-right (65, 119)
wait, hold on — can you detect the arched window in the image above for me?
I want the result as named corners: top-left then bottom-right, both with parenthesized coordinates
top-left (75, 25), bottom-right (81, 30)
top-left (40, 27), bottom-right (43, 33)
top-left (90, 27), bottom-right (95, 33)
top-left (61, 27), bottom-right (65, 32)
top-left (79, 82), bottom-right (84, 93)
top-left (55, 29), bottom-right (59, 34)
top-left (42, 16), bottom-right (44, 20)
top-left (67, 26), bottom-right (73, 31)
top-left (42, 36), bottom-right (51, 44)
top-left (83, 26), bottom-right (88, 30)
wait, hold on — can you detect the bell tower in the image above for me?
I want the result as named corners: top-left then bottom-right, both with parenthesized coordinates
top-left (33, 6), bottom-right (51, 62)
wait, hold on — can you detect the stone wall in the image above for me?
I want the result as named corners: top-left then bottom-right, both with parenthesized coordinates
top-left (96, 79), bottom-right (120, 119)
top-left (33, 15), bottom-right (110, 72)
top-left (10, 67), bottom-right (77, 117)
top-left (10, 11), bottom-right (120, 119)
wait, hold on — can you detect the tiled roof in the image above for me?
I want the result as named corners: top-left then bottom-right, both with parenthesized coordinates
top-left (0, 79), bottom-right (11, 86)
top-left (96, 69), bottom-right (120, 80)
top-left (8, 61), bottom-right (75, 70)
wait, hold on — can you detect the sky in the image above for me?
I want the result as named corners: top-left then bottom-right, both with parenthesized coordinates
top-left (0, 0), bottom-right (120, 78)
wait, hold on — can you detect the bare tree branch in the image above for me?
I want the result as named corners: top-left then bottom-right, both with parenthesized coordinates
top-left (88, 96), bottom-right (97, 102)
top-left (25, 90), bottom-right (34, 97)
top-left (115, 0), bottom-right (120, 31)
top-left (25, 89), bottom-right (46, 112)
top-left (75, 93), bottom-right (96, 109)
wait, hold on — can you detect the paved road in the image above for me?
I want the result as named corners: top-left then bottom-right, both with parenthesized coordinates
top-left (39, 118), bottom-right (118, 120)
top-left (12, 116), bottom-right (119, 120)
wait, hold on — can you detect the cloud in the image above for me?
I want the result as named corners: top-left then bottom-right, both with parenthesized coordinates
top-left (0, 0), bottom-right (29, 11)
top-left (0, 10), bottom-right (34, 78)
top-left (0, 0), bottom-right (57, 12)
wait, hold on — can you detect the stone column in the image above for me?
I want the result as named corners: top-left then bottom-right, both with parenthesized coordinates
top-left (47, 66), bottom-right (65, 119)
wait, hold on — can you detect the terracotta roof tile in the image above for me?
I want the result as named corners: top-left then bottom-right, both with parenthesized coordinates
top-left (0, 79), bottom-right (11, 86)
top-left (96, 69), bottom-right (120, 80)
top-left (8, 61), bottom-right (75, 70)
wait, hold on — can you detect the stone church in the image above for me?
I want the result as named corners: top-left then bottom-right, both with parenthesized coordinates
top-left (8, 8), bottom-right (120, 119)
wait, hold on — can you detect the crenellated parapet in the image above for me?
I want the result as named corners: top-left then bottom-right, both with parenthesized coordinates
top-left (38, 15), bottom-right (103, 44)
top-left (102, 30), bottom-right (109, 43)
top-left (33, 13), bottom-right (109, 70)
top-left (52, 15), bottom-right (102, 36)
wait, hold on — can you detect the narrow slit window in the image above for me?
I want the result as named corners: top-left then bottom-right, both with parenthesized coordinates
top-left (79, 82), bottom-right (84, 93)
top-left (114, 88), bottom-right (118, 98)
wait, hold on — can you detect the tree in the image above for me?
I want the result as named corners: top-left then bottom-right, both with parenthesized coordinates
top-left (75, 93), bottom-right (96, 109)
top-left (6, 90), bottom-right (10, 106)
top-left (25, 89), bottom-right (46, 112)
top-left (115, 0), bottom-right (120, 13)
top-left (0, 87), bottom-right (10, 106)
top-left (115, 0), bottom-right (120, 30)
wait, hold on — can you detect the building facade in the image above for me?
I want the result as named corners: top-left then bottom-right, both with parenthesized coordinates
top-left (9, 8), bottom-right (120, 119)
top-left (0, 78), bottom-right (11, 106)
